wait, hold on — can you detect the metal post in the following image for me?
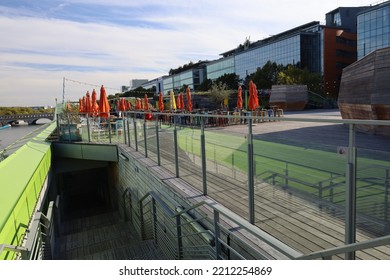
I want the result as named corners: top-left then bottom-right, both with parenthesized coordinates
top-left (384, 169), bottom-right (389, 226)
top-left (345, 123), bottom-right (357, 260)
top-left (174, 116), bottom-right (179, 178)
top-left (127, 115), bottom-right (131, 147)
top-left (201, 116), bottom-right (207, 195)
top-left (134, 115), bottom-right (138, 151)
top-left (176, 215), bottom-right (183, 259)
top-left (86, 116), bottom-right (91, 142)
top-left (155, 113), bottom-right (161, 166)
top-left (213, 210), bottom-right (222, 259)
top-left (123, 117), bottom-right (127, 144)
top-left (108, 117), bottom-right (112, 143)
top-left (143, 114), bottom-right (148, 158)
top-left (56, 114), bottom-right (60, 140)
top-left (66, 113), bottom-right (71, 143)
top-left (247, 116), bottom-right (255, 224)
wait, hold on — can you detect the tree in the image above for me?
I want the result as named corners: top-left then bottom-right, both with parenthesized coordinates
top-left (214, 73), bottom-right (240, 90)
top-left (209, 82), bottom-right (231, 109)
top-left (277, 65), bottom-right (323, 94)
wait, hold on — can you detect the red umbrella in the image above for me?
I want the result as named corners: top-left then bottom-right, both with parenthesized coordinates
top-left (91, 89), bottom-right (99, 116)
top-left (99, 85), bottom-right (111, 118)
top-left (85, 91), bottom-right (92, 116)
top-left (176, 94), bottom-right (182, 110)
top-left (158, 92), bottom-right (164, 111)
top-left (78, 98), bottom-right (84, 113)
top-left (144, 94), bottom-right (149, 110)
top-left (180, 93), bottom-right (185, 111)
top-left (135, 98), bottom-right (141, 110)
top-left (186, 86), bottom-right (192, 112)
top-left (248, 80), bottom-right (259, 111)
top-left (237, 86), bottom-right (243, 109)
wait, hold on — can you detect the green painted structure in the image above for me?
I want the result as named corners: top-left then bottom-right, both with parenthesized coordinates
top-left (0, 122), bottom-right (55, 260)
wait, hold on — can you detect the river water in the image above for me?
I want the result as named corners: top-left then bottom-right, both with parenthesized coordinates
top-left (0, 124), bottom-right (49, 152)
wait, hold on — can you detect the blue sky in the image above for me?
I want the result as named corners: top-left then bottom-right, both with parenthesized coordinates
top-left (0, 0), bottom-right (372, 106)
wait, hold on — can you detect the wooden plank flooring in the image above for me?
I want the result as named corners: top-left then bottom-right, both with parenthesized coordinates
top-left (119, 126), bottom-right (390, 259)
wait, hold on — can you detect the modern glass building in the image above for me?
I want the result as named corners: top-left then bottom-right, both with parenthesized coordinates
top-left (357, 1), bottom-right (390, 59)
top-left (206, 56), bottom-right (235, 81)
top-left (162, 64), bottom-right (207, 94)
top-left (229, 22), bottom-right (322, 80)
top-left (138, 3), bottom-right (390, 98)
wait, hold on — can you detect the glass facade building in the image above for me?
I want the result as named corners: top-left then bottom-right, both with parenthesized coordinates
top-left (206, 56), bottom-right (235, 80)
top-left (234, 22), bottom-right (322, 80)
top-left (357, 2), bottom-right (390, 59)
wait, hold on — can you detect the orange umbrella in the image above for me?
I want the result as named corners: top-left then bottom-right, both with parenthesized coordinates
top-left (237, 86), bottom-right (243, 109)
top-left (158, 92), bottom-right (164, 111)
top-left (176, 94), bottom-right (182, 110)
top-left (248, 80), bottom-right (259, 111)
top-left (85, 91), bottom-right (92, 116)
top-left (144, 94), bottom-right (149, 110)
top-left (180, 93), bottom-right (185, 111)
top-left (78, 98), bottom-right (84, 113)
top-left (121, 98), bottom-right (127, 111)
top-left (186, 86), bottom-right (192, 112)
top-left (99, 85), bottom-right (111, 118)
top-left (91, 89), bottom-right (99, 116)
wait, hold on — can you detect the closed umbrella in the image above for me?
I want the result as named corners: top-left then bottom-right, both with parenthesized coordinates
top-left (170, 90), bottom-right (176, 110)
top-left (180, 93), bottom-right (185, 111)
top-left (144, 94), bottom-right (149, 111)
top-left (78, 98), bottom-right (84, 113)
top-left (237, 86), bottom-right (243, 109)
top-left (186, 86), bottom-right (192, 112)
top-left (248, 80), bottom-right (259, 111)
top-left (176, 94), bottom-right (182, 110)
top-left (98, 85), bottom-right (111, 118)
top-left (158, 92), bottom-right (164, 112)
top-left (85, 91), bottom-right (92, 116)
top-left (91, 89), bottom-right (99, 116)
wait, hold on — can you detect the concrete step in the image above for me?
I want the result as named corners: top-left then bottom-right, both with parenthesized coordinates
top-left (56, 210), bottom-right (167, 260)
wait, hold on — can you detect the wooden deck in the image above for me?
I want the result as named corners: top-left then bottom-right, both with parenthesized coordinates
top-left (118, 113), bottom-right (390, 259)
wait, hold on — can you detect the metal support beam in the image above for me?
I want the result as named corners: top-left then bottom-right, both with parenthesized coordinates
top-left (134, 115), bottom-right (138, 151)
top-left (155, 114), bottom-right (161, 166)
top-left (126, 116), bottom-right (131, 147)
top-left (174, 116), bottom-right (179, 178)
top-left (247, 116), bottom-right (255, 224)
top-left (345, 123), bottom-right (357, 260)
top-left (201, 116), bottom-right (207, 195)
top-left (143, 114), bottom-right (148, 158)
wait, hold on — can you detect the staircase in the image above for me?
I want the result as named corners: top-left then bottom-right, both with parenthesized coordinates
top-left (55, 211), bottom-right (167, 260)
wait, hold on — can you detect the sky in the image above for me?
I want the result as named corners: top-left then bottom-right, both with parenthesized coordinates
top-left (0, 0), bottom-right (375, 107)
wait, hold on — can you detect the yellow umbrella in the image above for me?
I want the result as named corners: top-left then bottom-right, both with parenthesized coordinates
top-left (170, 90), bottom-right (176, 110)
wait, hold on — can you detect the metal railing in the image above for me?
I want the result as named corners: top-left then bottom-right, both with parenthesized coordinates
top-left (124, 189), bottom-right (301, 260)
top-left (0, 200), bottom-right (57, 260)
top-left (59, 110), bottom-right (390, 259)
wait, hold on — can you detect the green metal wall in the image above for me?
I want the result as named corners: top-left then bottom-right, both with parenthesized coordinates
top-left (0, 122), bottom-right (55, 260)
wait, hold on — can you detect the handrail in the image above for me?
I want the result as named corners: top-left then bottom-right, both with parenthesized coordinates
top-left (174, 198), bottom-right (302, 259)
top-left (138, 190), bottom-right (302, 259)
top-left (296, 234), bottom-right (390, 260)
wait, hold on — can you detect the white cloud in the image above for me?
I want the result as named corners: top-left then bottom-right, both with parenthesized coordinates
top-left (0, 0), bottom-right (373, 106)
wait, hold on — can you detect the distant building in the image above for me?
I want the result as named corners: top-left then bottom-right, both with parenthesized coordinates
top-left (357, 1), bottom-right (390, 59)
top-left (131, 2), bottom-right (390, 99)
top-left (130, 79), bottom-right (149, 90)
